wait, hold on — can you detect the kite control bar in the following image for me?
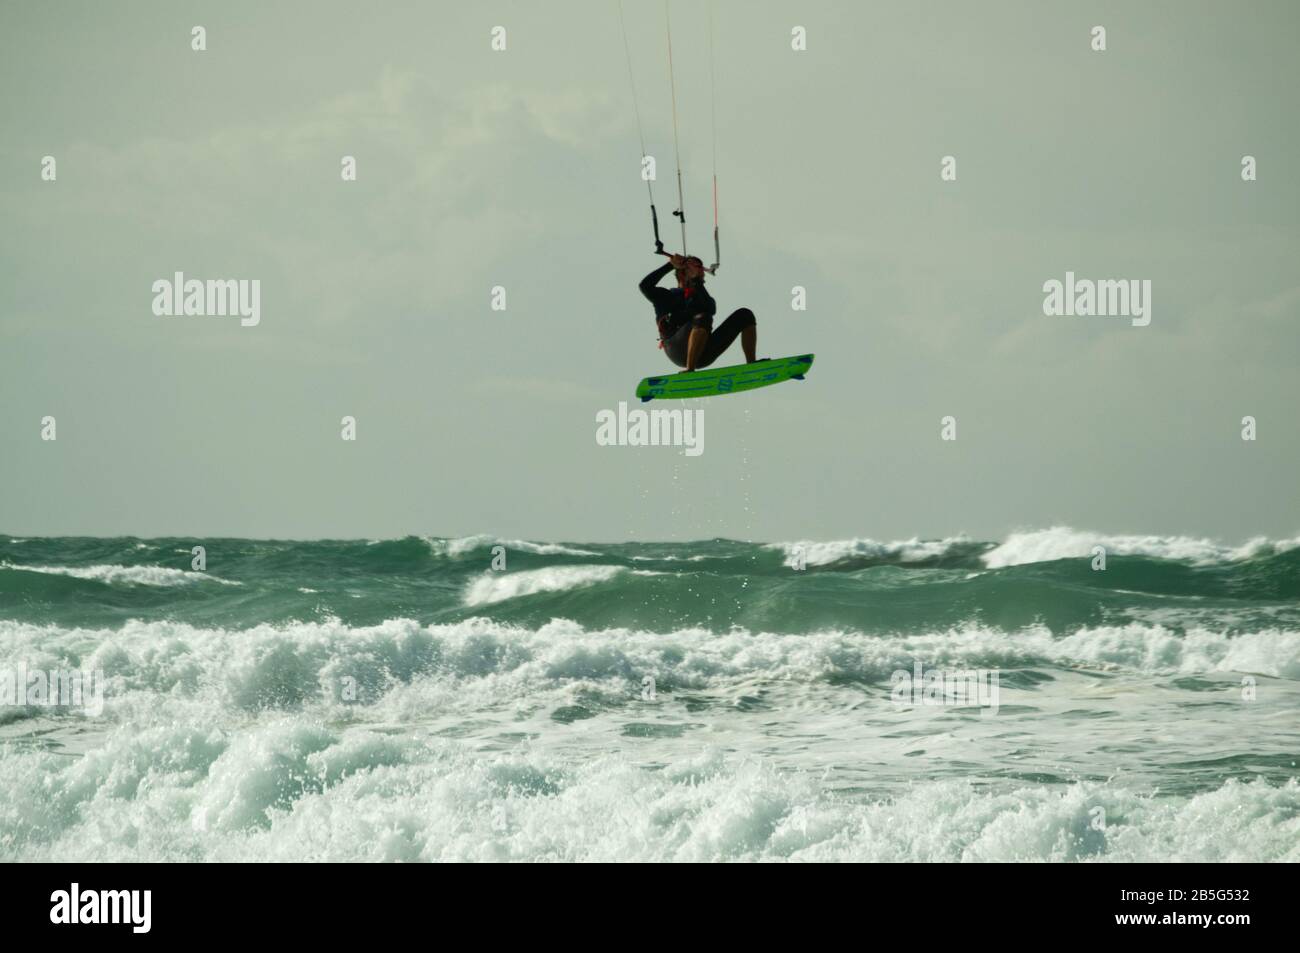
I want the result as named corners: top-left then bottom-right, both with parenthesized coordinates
top-left (651, 215), bottom-right (721, 276)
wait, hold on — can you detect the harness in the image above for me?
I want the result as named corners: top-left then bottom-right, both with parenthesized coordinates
top-left (657, 286), bottom-right (699, 349)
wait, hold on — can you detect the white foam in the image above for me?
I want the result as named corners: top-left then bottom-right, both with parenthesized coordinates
top-left (0, 562), bottom-right (238, 587)
top-left (2, 615), bottom-right (1296, 861)
top-left (765, 528), bottom-right (1300, 570)
top-left (2, 731), bottom-right (1294, 862)
top-left (629, 554), bottom-right (708, 562)
top-left (426, 536), bottom-right (599, 558)
top-left (2, 617), bottom-right (1295, 724)
top-left (462, 566), bottom-right (623, 607)
top-left (770, 536), bottom-right (969, 568)
top-left (983, 526), bottom-right (1300, 568)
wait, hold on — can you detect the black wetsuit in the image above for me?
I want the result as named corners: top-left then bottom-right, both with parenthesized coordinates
top-left (639, 262), bottom-right (756, 369)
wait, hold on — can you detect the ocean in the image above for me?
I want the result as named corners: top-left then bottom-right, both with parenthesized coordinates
top-left (1, 528), bottom-right (1298, 862)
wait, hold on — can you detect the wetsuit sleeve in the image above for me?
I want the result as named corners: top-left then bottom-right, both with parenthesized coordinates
top-left (639, 262), bottom-right (674, 308)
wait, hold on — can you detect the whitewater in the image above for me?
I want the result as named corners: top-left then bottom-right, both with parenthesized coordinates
top-left (1, 528), bottom-right (1297, 862)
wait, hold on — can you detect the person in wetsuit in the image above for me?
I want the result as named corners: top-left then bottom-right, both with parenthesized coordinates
top-left (639, 254), bottom-right (757, 371)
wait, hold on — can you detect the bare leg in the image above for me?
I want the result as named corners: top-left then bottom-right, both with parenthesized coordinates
top-left (741, 325), bottom-right (757, 363)
top-left (686, 326), bottom-right (709, 371)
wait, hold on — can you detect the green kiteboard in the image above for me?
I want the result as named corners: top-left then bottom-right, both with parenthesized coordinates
top-left (636, 354), bottom-right (814, 402)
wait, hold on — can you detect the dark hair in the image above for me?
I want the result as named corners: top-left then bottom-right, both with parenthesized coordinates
top-left (684, 256), bottom-right (704, 269)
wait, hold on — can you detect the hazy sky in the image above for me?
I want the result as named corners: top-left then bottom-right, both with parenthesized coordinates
top-left (2, 1), bottom-right (1297, 543)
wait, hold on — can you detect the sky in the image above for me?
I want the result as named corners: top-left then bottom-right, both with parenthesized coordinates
top-left (1, 0), bottom-right (1297, 543)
